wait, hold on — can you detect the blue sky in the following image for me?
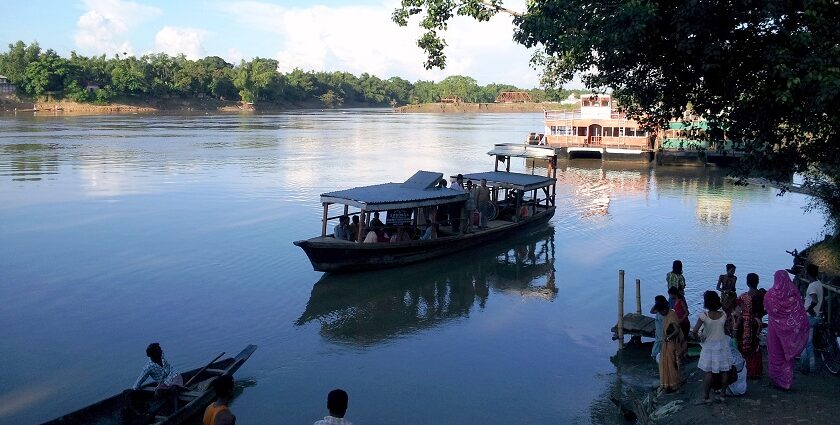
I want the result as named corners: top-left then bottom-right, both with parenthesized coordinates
top-left (1, 0), bottom-right (544, 87)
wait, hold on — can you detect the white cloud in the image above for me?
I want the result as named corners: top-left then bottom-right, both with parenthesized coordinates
top-left (222, 1), bottom-right (541, 87)
top-left (74, 0), bottom-right (161, 56)
top-left (154, 26), bottom-right (207, 59)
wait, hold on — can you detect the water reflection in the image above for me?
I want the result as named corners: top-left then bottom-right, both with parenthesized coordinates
top-left (296, 228), bottom-right (558, 345)
top-left (0, 143), bottom-right (61, 181)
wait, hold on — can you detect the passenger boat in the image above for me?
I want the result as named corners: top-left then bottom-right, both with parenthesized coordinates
top-left (541, 94), bottom-right (655, 161)
top-left (42, 344), bottom-right (258, 425)
top-left (294, 144), bottom-right (558, 273)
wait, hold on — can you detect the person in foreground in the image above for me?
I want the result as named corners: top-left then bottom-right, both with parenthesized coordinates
top-left (314, 389), bottom-right (353, 425)
top-left (800, 264), bottom-right (825, 374)
top-left (737, 273), bottom-right (764, 378)
top-left (133, 343), bottom-right (183, 396)
top-left (765, 270), bottom-right (809, 390)
top-left (691, 291), bottom-right (732, 404)
top-left (203, 374), bottom-right (236, 425)
top-left (652, 296), bottom-right (684, 392)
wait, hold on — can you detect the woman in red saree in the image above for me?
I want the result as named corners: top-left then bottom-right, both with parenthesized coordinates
top-left (765, 270), bottom-right (809, 390)
top-left (737, 273), bottom-right (763, 378)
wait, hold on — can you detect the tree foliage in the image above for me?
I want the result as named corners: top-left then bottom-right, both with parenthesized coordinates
top-left (0, 40), bottom-right (576, 109)
top-left (394, 0), bottom-right (840, 230)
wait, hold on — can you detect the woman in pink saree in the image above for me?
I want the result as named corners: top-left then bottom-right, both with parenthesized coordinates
top-left (764, 270), bottom-right (809, 390)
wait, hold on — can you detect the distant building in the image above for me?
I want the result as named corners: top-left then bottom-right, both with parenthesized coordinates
top-left (0, 75), bottom-right (15, 94)
top-left (560, 94), bottom-right (578, 105)
top-left (84, 83), bottom-right (101, 93)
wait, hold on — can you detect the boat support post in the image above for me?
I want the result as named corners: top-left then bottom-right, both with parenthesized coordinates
top-left (618, 269), bottom-right (625, 350)
top-left (321, 203), bottom-right (330, 237)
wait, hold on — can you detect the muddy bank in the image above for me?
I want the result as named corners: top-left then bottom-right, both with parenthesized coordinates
top-left (0, 96), bottom-right (386, 115)
top-left (612, 341), bottom-right (840, 424)
top-left (395, 102), bottom-right (572, 113)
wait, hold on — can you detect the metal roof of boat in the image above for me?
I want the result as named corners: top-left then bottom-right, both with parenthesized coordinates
top-left (459, 171), bottom-right (555, 191)
top-left (487, 143), bottom-right (559, 159)
top-left (321, 171), bottom-right (469, 210)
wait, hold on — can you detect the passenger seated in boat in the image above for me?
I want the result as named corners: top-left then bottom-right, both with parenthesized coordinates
top-left (333, 216), bottom-right (351, 241)
top-left (133, 343), bottom-right (183, 397)
top-left (389, 227), bottom-right (402, 243)
top-left (348, 215), bottom-right (360, 242)
top-left (363, 230), bottom-right (378, 243)
top-left (377, 228), bottom-right (391, 243)
top-left (369, 212), bottom-right (384, 230)
top-left (203, 374), bottom-right (236, 425)
top-left (420, 220), bottom-right (435, 240)
top-left (519, 204), bottom-right (530, 219)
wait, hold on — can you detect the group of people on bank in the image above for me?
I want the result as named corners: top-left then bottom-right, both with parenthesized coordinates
top-left (651, 261), bottom-right (826, 404)
top-left (131, 343), bottom-right (355, 424)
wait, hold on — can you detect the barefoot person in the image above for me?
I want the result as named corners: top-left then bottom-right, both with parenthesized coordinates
top-left (691, 291), bottom-right (732, 403)
top-left (203, 375), bottom-right (236, 425)
top-left (737, 273), bottom-right (763, 378)
top-left (765, 270), bottom-right (809, 390)
top-left (652, 296), bottom-right (684, 392)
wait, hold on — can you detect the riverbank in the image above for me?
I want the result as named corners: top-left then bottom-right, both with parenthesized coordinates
top-left (394, 102), bottom-right (573, 113)
top-left (615, 341), bottom-right (840, 424)
top-left (0, 95), bottom-right (388, 115)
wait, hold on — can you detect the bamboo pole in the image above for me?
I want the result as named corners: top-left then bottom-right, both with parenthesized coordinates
top-left (618, 269), bottom-right (625, 350)
top-left (636, 278), bottom-right (642, 315)
top-left (321, 203), bottom-right (329, 237)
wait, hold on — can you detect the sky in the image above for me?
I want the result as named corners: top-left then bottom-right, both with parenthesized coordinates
top-left (0, 0), bottom-right (547, 88)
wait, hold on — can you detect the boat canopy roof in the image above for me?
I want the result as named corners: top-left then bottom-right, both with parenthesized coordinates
top-left (487, 143), bottom-right (559, 159)
top-left (459, 171), bottom-right (555, 191)
top-left (321, 170), bottom-right (469, 211)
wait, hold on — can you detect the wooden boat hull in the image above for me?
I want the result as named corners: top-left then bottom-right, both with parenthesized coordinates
top-left (42, 345), bottom-right (257, 425)
top-left (294, 207), bottom-right (555, 273)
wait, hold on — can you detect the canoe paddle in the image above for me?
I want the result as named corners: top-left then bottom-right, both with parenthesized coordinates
top-left (183, 352), bottom-right (225, 388)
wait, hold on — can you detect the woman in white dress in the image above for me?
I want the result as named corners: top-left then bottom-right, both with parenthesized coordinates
top-left (691, 291), bottom-right (733, 404)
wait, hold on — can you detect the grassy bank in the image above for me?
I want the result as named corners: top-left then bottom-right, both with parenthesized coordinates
top-left (807, 237), bottom-right (840, 277)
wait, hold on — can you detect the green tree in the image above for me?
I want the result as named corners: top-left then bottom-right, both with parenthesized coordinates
top-left (395, 0), bottom-right (840, 230)
top-left (0, 41), bottom-right (41, 87)
top-left (111, 56), bottom-right (150, 95)
top-left (23, 49), bottom-right (71, 96)
top-left (320, 90), bottom-right (343, 108)
top-left (409, 80), bottom-right (438, 104)
top-left (437, 75), bottom-right (480, 102)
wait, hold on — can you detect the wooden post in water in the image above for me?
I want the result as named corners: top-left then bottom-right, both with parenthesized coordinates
top-left (636, 278), bottom-right (642, 315)
top-left (618, 269), bottom-right (625, 350)
top-left (321, 203), bottom-right (329, 237)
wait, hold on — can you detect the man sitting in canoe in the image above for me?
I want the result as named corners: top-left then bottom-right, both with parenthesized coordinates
top-left (133, 343), bottom-right (183, 396)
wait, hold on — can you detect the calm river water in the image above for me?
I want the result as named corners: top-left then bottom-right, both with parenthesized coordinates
top-left (0, 110), bottom-right (827, 424)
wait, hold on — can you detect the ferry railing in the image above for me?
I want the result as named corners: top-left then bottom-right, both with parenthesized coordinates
top-left (544, 111), bottom-right (581, 121)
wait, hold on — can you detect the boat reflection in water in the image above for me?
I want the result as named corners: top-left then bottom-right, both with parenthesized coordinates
top-left (295, 227), bottom-right (557, 345)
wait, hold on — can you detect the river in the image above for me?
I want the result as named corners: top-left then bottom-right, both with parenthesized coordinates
top-left (0, 110), bottom-right (827, 424)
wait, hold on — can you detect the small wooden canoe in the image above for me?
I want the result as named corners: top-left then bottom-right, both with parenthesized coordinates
top-left (42, 344), bottom-right (257, 425)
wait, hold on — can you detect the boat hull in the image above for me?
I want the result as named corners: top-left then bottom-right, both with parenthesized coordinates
top-left (42, 345), bottom-right (257, 425)
top-left (294, 207), bottom-right (556, 273)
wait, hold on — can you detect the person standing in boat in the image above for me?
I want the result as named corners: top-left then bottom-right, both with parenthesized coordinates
top-left (133, 343), bottom-right (183, 396)
top-left (451, 174), bottom-right (464, 233)
top-left (464, 180), bottom-right (477, 233)
top-left (348, 215), bottom-right (360, 242)
top-left (203, 374), bottom-right (236, 425)
top-left (477, 179), bottom-right (491, 229)
top-left (369, 211), bottom-right (384, 230)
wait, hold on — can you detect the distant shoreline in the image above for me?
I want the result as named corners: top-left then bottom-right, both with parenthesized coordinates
top-left (394, 102), bottom-right (574, 113)
top-left (0, 97), bottom-right (393, 116)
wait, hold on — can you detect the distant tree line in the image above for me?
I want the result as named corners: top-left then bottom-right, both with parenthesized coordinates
top-left (0, 41), bottom-right (585, 107)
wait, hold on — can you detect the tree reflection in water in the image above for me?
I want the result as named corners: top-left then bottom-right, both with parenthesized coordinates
top-left (295, 228), bottom-right (557, 346)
